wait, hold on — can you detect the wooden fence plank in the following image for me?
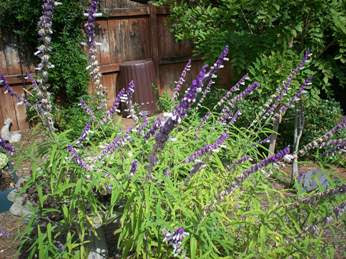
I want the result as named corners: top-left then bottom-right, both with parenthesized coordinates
top-left (12, 86), bottom-right (29, 130)
top-left (0, 88), bottom-right (19, 130)
top-left (149, 5), bottom-right (161, 90)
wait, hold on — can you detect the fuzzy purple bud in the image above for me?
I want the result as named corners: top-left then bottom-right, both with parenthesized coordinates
top-left (163, 227), bottom-right (189, 257)
top-left (185, 133), bottom-right (228, 163)
top-left (79, 99), bottom-right (96, 121)
top-left (0, 137), bottom-right (15, 155)
top-left (76, 122), bottom-right (91, 146)
top-left (173, 59), bottom-right (191, 100)
top-left (129, 160), bottom-right (138, 176)
top-left (67, 145), bottom-right (90, 171)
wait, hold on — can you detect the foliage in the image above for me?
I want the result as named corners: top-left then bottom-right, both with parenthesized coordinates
top-left (157, 90), bottom-right (175, 112)
top-left (0, 0), bottom-right (89, 104)
top-left (155, 0), bottom-right (346, 96)
top-left (17, 55), bottom-right (346, 258)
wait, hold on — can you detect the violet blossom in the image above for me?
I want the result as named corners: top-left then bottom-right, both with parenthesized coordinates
top-left (76, 122), bottom-right (91, 146)
top-left (251, 50), bottom-right (312, 127)
top-left (129, 160), bottom-right (138, 176)
top-left (0, 137), bottom-right (15, 155)
top-left (67, 145), bottom-right (91, 171)
top-left (298, 116), bottom-right (346, 157)
top-left (79, 99), bottom-right (96, 121)
top-left (215, 73), bottom-right (250, 110)
top-left (101, 88), bottom-right (126, 124)
top-left (273, 77), bottom-right (312, 122)
top-left (144, 117), bottom-right (162, 140)
top-left (196, 46), bottom-right (229, 108)
top-left (219, 82), bottom-right (260, 123)
top-left (173, 59), bottom-right (191, 100)
top-left (163, 227), bottom-right (189, 257)
top-left (0, 228), bottom-right (11, 238)
top-left (205, 146), bottom-right (290, 213)
top-left (0, 74), bottom-right (29, 106)
top-left (84, 0), bottom-right (107, 109)
top-left (185, 133), bottom-right (228, 163)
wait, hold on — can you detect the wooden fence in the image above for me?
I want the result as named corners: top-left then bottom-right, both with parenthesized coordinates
top-left (0, 0), bottom-right (231, 130)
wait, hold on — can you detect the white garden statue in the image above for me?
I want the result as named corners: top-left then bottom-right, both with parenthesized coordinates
top-left (1, 118), bottom-right (22, 143)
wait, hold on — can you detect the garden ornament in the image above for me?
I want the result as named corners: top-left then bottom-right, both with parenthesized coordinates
top-left (1, 118), bottom-right (22, 143)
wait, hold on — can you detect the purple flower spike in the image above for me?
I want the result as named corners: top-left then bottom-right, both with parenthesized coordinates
top-left (185, 133), bottom-right (228, 163)
top-left (215, 74), bottom-right (250, 110)
top-left (204, 146), bottom-right (290, 214)
top-left (173, 59), bottom-right (191, 100)
top-left (163, 227), bottom-right (189, 257)
top-left (67, 145), bottom-right (91, 171)
top-left (101, 88), bottom-right (126, 124)
top-left (0, 74), bottom-right (29, 106)
top-left (79, 99), bottom-right (96, 121)
top-left (84, 0), bottom-right (106, 109)
top-left (0, 137), bottom-right (15, 155)
top-left (98, 127), bottom-right (133, 159)
top-left (298, 118), bottom-right (346, 157)
top-left (219, 82), bottom-right (260, 122)
top-left (144, 117), bottom-right (162, 140)
top-left (76, 122), bottom-right (91, 146)
top-left (273, 77), bottom-right (312, 121)
top-left (129, 160), bottom-right (138, 176)
top-left (252, 50), bottom-right (312, 126)
top-left (0, 228), bottom-right (11, 238)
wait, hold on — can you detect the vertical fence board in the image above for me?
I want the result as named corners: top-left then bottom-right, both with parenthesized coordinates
top-left (102, 73), bottom-right (117, 108)
top-left (12, 86), bottom-right (29, 129)
top-left (0, 89), bottom-right (19, 130)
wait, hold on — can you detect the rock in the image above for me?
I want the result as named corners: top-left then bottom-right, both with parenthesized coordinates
top-left (298, 168), bottom-right (330, 192)
top-left (88, 227), bottom-right (108, 259)
top-left (9, 195), bottom-right (32, 218)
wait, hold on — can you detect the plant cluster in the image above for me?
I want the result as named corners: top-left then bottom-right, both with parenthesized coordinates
top-left (12, 47), bottom-right (345, 258)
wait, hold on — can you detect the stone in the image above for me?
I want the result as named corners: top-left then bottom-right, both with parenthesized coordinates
top-left (87, 227), bottom-right (108, 259)
top-left (298, 168), bottom-right (330, 192)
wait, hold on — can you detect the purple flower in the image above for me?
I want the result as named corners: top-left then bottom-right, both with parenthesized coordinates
top-left (0, 74), bottom-right (28, 106)
top-left (0, 228), bottom-right (11, 238)
top-left (144, 117), bottom-right (162, 140)
top-left (67, 145), bottom-right (91, 171)
top-left (185, 133), bottom-right (228, 163)
top-left (299, 116), bottom-right (346, 157)
top-left (219, 82), bottom-right (260, 122)
top-left (84, 0), bottom-right (106, 109)
top-left (129, 160), bottom-right (138, 176)
top-left (0, 137), bottom-right (15, 155)
top-left (215, 74), bottom-right (250, 110)
top-left (76, 122), bottom-right (91, 146)
top-left (197, 46), bottom-right (229, 108)
top-left (204, 146), bottom-right (290, 213)
top-left (101, 88), bottom-right (126, 124)
top-left (273, 77), bottom-right (312, 121)
top-left (253, 50), bottom-right (312, 125)
top-left (163, 227), bottom-right (189, 257)
top-left (173, 59), bottom-right (191, 100)
top-left (79, 99), bottom-right (96, 121)
top-left (98, 127), bottom-right (132, 159)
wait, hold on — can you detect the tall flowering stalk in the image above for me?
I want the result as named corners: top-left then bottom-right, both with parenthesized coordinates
top-left (79, 99), bottom-right (96, 121)
top-left (67, 145), bottom-right (91, 171)
top-left (219, 82), bottom-right (260, 123)
top-left (76, 122), bottom-right (91, 146)
top-left (0, 137), bottom-right (15, 155)
top-left (215, 74), bottom-right (250, 110)
top-left (272, 77), bottom-right (311, 122)
top-left (101, 88), bottom-right (126, 124)
top-left (0, 74), bottom-right (29, 106)
top-left (173, 59), bottom-right (191, 100)
top-left (32, 0), bottom-right (61, 132)
top-left (196, 46), bottom-right (229, 109)
top-left (147, 65), bottom-right (208, 174)
top-left (250, 50), bottom-right (312, 127)
top-left (298, 116), bottom-right (346, 157)
top-left (185, 133), bottom-right (228, 163)
top-left (204, 146), bottom-right (290, 213)
top-left (84, 0), bottom-right (106, 109)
